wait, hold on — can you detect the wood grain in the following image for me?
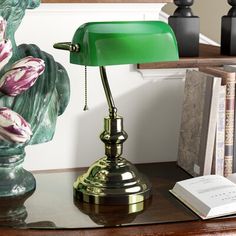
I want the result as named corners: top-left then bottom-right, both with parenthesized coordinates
top-left (138, 44), bottom-right (236, 69)
top-left (2, 218), bottom-right (236, 236)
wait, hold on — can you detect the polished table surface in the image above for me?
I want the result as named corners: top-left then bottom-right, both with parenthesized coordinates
top-left (1, 162), bottom-right (236, 235)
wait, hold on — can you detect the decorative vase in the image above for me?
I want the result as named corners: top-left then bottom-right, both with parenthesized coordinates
top-left (0, 148), bottom-right (35, 197)
top-left (168, 0), bottom-right (200, 57)
top-left (221, 0), bottom-right (236, 55)
top-left (0, 0), bottom-right (70, 198)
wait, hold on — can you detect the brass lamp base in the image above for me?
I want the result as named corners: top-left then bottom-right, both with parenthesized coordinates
top-left (73, 156), bottom-right (152, 205)
top-left (74, 67), bottom-right (152, 205)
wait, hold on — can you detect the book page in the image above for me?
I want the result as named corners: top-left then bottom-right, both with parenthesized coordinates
top-left (172, 175), bottom-right (236, 218)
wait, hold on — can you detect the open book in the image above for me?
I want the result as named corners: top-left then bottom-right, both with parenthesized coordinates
top-left (170, 175), bottom-right (236, 219)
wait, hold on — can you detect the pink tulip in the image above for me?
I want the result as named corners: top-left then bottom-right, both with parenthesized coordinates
top-left (12, 56), bottom-right (45, 75)
top-left (0, 17), bottom-right (12, 70)
top-left (0, 17), bottom-right (7, 41)
top-left (0, 39), bottom-right (13, 70)
top-left (0, 107), bottom-right (32, 143)
top-left (0, 56), bottom-right (45, 96)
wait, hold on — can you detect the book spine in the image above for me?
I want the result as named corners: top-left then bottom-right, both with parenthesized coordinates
top-left (234, 82), bottom-right (236, 172)
top-left (203, 78), bottom-right (221, 176)
top-left (224, 77), bottom-right (235, 176)
top-left (212, 86), bottom-right (226, 176)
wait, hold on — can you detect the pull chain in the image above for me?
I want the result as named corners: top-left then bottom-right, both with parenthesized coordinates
top-left (83, 66), bottom-right (89, 111)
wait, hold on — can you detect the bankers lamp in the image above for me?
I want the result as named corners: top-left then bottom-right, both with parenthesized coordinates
top-left (54, 21), bottom-right (178, 205)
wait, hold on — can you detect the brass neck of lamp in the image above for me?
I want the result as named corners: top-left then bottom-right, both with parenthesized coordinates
top-left (99, 66), bottom-right (128, 159)
top-left (100, 66), bottom-right (117, 118)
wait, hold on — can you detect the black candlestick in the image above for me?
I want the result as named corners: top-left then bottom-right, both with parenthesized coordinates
top-left (168, 0), bottom-right (200, 57)
top-left (221, 0), bottom-right (236, 55)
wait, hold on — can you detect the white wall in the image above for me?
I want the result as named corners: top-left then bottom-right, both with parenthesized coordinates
top-left (16, 3), bottom-right (185, 171)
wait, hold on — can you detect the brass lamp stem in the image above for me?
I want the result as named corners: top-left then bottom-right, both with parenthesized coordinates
top-left (99, 66), bottom-right (127, 159)
top-left (99, 66), bottom-right (117, 118)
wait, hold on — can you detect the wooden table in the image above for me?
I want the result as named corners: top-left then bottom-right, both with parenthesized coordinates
top-left (1, 162), bottom-right (236, 235)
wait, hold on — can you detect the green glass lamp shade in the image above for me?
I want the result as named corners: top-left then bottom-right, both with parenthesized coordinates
top-left (69, 21), bottom-right (178, 66)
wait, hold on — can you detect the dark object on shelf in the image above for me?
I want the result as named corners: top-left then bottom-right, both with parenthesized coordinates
top-left (168, 0), bottom-right (200, 57)
top-left (221, 0), bottom-right (236, 55)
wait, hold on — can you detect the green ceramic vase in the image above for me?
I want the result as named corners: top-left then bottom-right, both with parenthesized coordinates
top-left (0, 148), bottom-right (35, 197)
top-left (0, 0), bottom-right (70, 197)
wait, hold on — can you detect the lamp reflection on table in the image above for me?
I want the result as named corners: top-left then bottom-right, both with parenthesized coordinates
top-left (74, 198), bottom-right (152, 226)
top-left (54, 21), bottom-right (179, 206)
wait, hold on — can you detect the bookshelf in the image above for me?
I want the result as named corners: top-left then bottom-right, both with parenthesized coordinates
top-left (138, 44), bottom-right (236, 69)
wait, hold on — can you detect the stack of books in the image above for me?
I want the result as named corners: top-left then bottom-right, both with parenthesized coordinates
top-left (177, 67), bottom-right (236, 177)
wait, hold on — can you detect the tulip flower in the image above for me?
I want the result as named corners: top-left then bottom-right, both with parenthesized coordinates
top-left (0, 16), bottom-right (6, 42)
top-left (0, 39), bottom-right (13, 71)
top-left (0, 17), bottom-right (12, 70)
top-left (0, 107), bottom-right (32, 143)
top-left (12, 56), bottom-right (45, 75)
top-left (0, 56), bottom-right (45, 96)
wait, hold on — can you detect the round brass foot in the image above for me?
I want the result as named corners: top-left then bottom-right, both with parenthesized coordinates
top-left (73, 156), bottom-right (152, 205)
